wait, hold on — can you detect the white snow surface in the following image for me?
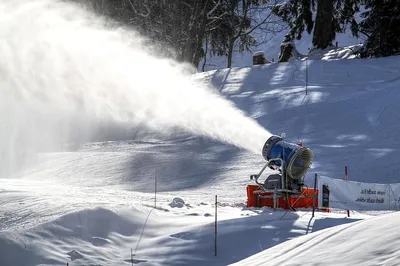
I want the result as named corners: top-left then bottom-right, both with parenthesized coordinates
top-left (2, 55), bottom-right (400, 265)
top-left (2, 1), bottom-right (400, 265)
top-left (233, 211), bottom-right (400, 266)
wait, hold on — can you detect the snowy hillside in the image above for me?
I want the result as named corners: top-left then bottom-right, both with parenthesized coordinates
top-left (2, 55), bottom-right (400, 265)
top-left (233, 211), bottom-right (400, 266)
top-left (196, 55), bottom-right (400, 184)
top-left (2, 1), bottom-right (400, 265)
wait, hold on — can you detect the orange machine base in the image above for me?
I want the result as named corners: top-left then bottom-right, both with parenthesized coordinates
top-left (246, 184), bottom-right (319, 209)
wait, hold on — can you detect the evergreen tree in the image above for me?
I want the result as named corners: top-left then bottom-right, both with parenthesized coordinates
top-left (359, 0), bottom-right (400, 57)
top-left (272, 0), bottom-right (360, 49)
top-left (338, 0), bottom-right (360, 37)
top-left (272, 0), bottom-right (313, 41)
top-left (313, 0), bottom-right (334, 48)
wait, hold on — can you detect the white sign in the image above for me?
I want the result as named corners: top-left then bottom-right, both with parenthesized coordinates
top-left (390, 183), bottom-right (400, 208)
top-left (318, 175), bottom-right (399, 211)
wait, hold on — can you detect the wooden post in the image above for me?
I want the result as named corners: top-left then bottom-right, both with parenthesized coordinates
top-left (131, 248), bottom-right (133, 266)
top-left (214, 195), bottom-right (217, 256)
top-left (305, 57), bottom-right (308, 95)
top-left (345, 166), bottom-right (350, 217)
top-left (155, 168), bottom-right (157, 208)
top-left (312, 173), bottom-right (317, 218)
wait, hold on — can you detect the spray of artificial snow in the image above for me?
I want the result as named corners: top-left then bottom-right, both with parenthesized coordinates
top-left (0, 0), bottom-right (272, 177)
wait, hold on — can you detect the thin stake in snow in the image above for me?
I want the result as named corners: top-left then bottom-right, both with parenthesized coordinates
top-left (155, 168), bottom-right (157, 208)
top-left (345, 166), bottom-right (350, 217)
top-left (305, 57), bottom-right (308, 95)
top-left (307, 173), bottom-right (318, 235)
top-left (134, 208), bottom-right (154, 257)
top-left (215, 195), bottom-right (217, 256)
top-left (131, 248), bottom-right (133, 266)
top-left (312, 173), bottom-right (318, 218)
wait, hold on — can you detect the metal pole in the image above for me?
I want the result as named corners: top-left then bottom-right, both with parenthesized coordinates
top-left (155, 168), bottom-right (157, 208)
top-left (345, 166), bottom-right (350, 217)
top-left (305, 57), bottom-right (308, 95)
top-left (312, 173), bottom-right (317, 218)
top-left (214, 195), bottom-right (217, 256)
top-left (389, 184), bottom-right (391, 211)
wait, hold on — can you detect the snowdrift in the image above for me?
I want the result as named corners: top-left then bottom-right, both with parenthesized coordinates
top-left (233, 211), bottom-right (400, 266)
top-left (2, 55), bottom-right (400, 265)
top-left (0, 205), bottom-right (368, 266)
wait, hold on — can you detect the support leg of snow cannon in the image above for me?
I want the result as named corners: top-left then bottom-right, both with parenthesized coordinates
top-left (249, 158), bottom-right (283, 189)
top-left (247, 135), bottom-right (315, 210)
top-left (246, 184), bottom-right (259, 207)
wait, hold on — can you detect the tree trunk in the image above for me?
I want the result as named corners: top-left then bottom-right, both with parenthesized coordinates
top-left (278, 43), bottom-right (294, 62)
top-left (313, 0), bottom-right (334, 49)
top-left (193, 9), bottom-right (209, 69)
top-left (182, 1), bottom-right (209, 68)
top-left (227, 39), bottom-right (235, 68)
top-left (193, 35), bottom-right (204, 68)
top-left (202, 39), bottom-right (208, 72)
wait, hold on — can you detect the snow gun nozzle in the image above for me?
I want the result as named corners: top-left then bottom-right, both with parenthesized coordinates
top-left (262, 135), bottom-right (313, 180)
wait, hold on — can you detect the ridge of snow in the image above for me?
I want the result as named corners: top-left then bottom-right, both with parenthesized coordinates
top-left (2, 55), bottom-right (400, 265)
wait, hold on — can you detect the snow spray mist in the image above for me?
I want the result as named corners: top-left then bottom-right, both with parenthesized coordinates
top-left (0, 0), bottom-right (271, 177)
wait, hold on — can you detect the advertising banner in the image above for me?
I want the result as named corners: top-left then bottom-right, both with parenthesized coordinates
top-left (390, 183), bottom-right (400, 208)
top-left (318, 175), bottom-right (400, 211)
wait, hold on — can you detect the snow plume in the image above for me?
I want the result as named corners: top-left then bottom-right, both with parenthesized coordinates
top-left (0, 0), bottom-right (271, 177)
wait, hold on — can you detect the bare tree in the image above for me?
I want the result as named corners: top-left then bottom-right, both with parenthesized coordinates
top-left (70, 0), bottom-right (284, 69)
top-left (208, 0), bottom-right (286, 68)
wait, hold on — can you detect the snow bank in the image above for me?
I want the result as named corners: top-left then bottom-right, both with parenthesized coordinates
top-left (0, 207), bottom-right (151, 265)
top-left (233, 211), bottom-right (400, 266)
top-left (0, 205), bottom-right (369, 266)
top-left (307, 44), bottom-right (363, 60)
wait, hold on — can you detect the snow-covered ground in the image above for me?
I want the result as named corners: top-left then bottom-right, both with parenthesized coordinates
top-left (2, 54), bottom-right (400, 265)
top-left (2, 1), bottom-right (400, 265)
top-left (196, 55), bottom-right (400, 184)
top-left (233, 211), bottom-right (400, 266)
top-left (0, 203), bottom-right (374, 266)
top-left (201, 19), bottom-right (363, 71)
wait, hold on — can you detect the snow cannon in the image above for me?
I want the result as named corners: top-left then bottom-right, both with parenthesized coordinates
top-left (248, 134), bottom-right (315, 210)
top-left (261, 135), bottom-right (313, 181)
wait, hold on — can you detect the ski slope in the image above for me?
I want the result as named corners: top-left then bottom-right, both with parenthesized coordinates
top-left (2, 1), bottom-right (400, 265)
top-left (196, 55), bottom-right (400, 184)
top-left (233, 211), bottom-right (400, 266)
top-left (2, 54), bottom-right (400, 265)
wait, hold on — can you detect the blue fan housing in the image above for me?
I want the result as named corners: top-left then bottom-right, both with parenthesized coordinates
top-left (262, 135), bottom-right (313, 179)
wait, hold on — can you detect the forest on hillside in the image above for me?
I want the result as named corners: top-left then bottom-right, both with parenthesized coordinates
top-left (73, 0), bottom-right (400, 70)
